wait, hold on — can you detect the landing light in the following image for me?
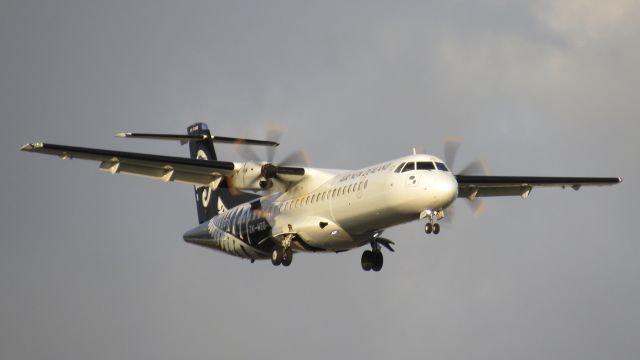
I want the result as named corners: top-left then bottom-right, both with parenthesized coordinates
top-left (331, 230), bottom-right (338, 235)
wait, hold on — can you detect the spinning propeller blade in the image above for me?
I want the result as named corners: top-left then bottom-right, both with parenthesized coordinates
top-left (235, 125), bottom-right (309, 190)
top-left (266, 125), bottom-right (285, 163)
top-left (441, 138), bottom-right (489, 222)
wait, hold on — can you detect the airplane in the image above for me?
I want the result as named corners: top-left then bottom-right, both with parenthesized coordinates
top-left (20, 122), bottom-right (622, 271)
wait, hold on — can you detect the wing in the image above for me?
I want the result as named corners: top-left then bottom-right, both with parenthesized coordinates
top-left (21, 142), bottom-right (236, 187)
top-left (456, 175), bottom-right (622, 199)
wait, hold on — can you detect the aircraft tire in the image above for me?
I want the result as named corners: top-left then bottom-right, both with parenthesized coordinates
top-left (425, 223), bottom-right (433, 234)
top-left (271, 248), bottom-right (283, 266)
top-left (282, 249), bottom-right (293, 267)
top-left (361, 250), bottom-right (374, 271)
top-left (372, 251), bottom-right (383, 272)
top-left (433, 223), bottom-right (440, 234)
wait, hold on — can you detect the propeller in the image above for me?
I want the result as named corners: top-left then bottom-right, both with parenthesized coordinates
top-left (443, 137), bottom-right (489, 222)
top-left (235, 125), bottom-right (310, 190)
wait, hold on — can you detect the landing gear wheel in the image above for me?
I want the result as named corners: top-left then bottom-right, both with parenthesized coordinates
top-left (361, 250), bottom-right (374, 271)
top-left (433, 223), bottom-right (440, 234)
top-left (372, 251), bottom-right (383, 272)
top-left (425, 223), bottom-right (433, 234)
top-left (271, 248), bottom-right (283, 266)
top-left (282, 248), bottom-right (293, 267)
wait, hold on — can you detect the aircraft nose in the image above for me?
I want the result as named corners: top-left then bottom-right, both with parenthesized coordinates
top-left (436, 175), bottom-right (458, 206)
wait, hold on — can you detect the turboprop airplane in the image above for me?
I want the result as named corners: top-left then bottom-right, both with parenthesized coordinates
top-left (21, 123), bottom-right (622, 271)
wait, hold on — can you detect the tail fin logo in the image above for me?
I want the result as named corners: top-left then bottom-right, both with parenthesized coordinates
top-left (196, 148), bottom-right (212, 208)
top-left (201, 186), bottom-right (211, 207)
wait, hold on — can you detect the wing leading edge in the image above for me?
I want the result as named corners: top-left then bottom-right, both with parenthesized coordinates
top-left (456, 175), bottom-right (622, 198)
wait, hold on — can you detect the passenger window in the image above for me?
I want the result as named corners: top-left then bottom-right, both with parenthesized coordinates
top-left (435, 162), bottom-right (449, 171)
top-left (401, 162), bottom-right (415, 172)
top-left (416, 161), bottom-right (435, 170)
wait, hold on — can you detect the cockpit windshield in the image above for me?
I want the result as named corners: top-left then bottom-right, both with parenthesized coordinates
top-left (401, 162), bottom-right (415, 172)
top-left (396, 161), bottom-right (450, 173)
top-left (416, 161), bottom-right (435, 170)
top-left (435, 162), bottom-right (449, 171)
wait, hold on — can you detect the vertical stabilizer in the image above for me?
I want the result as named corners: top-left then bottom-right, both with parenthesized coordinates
top-left (187, 123), bottom-right (259, 223)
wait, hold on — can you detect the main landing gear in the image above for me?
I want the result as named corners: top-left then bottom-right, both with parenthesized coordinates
top-left (361, 238), bottom-right (395, 272)
top-left (271, 233), bottom-right (294, 267)
top-left (271, 246), bottom-right (293, 266)
top-left (361, 250), bottom-right (383, 272)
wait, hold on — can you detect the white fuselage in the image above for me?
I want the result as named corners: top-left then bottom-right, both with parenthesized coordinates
top-left (183, 154), bottom-right (458, 259)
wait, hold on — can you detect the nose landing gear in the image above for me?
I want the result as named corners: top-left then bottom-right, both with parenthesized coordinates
top-left (425, 222), bottom-right (440, 234)
top-left (422, 209), bottom-right (443, 235)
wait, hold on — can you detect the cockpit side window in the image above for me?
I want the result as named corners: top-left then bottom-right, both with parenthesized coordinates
top-left (394, 163), bottom-right (405, 173)
top-left (435, 162), bottom-right (449, 171)
top-left (401, 162), bottom-right (415, 172)
top-left (416, 161), bottom-right (435, 170)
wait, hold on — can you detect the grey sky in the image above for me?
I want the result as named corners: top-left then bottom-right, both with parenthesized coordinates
top-left (1, 1), bottom-right (638, 359)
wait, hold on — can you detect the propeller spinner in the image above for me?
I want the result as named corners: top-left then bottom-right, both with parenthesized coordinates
top-left (443, 137), bottom-right (490, 221)
top-left (236, 126), bottom-right (309, 190)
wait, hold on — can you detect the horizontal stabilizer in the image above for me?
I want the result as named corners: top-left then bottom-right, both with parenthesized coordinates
top-left (115, 132), bottom-right (279, 147)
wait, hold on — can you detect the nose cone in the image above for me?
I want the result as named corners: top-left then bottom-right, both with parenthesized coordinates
top-left (435, 174), bottom-right (458, 207)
